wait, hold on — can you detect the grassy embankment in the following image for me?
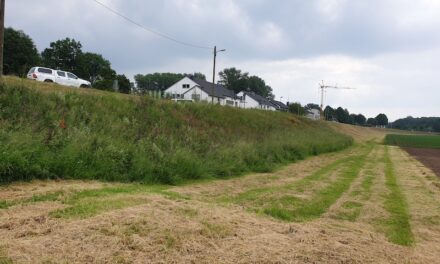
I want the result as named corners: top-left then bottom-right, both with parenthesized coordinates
top-left (385, 134), bottom-right (440, 148)
top-left (0, 77), bottom-right (352, 184)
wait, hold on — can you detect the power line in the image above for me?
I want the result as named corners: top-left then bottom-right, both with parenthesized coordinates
top-left (91, 0), bottom-right (212, 50)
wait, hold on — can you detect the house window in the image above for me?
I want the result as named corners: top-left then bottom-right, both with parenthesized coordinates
top-left (191, 94), bottom-right (201, 101)
top-left (226, 100), bottom-right (234, 105)
top-left (182, 84), bottom-right (190, 88)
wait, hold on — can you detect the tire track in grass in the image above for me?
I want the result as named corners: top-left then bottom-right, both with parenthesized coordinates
top-left (264, 146), bottom-right (371, 222)
top-left (327, 146), bottom-right (380, 221)
top-left (232, 143), bottom-right (374, 222)
top-left (382, 146), bottom-right (414, 246)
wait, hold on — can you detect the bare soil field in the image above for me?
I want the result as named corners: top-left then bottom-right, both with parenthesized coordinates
top-left (1, 125), bottom-right (440, 263)
top-left (404, 148), bottom-right (440, 177)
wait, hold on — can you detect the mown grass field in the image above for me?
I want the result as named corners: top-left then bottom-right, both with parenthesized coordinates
top-left (0, 76), bottom-right (352, 185)
top-left (2, 134), bottom-right (440, 263)
top-left (385, 134), bottom-right (440, 148)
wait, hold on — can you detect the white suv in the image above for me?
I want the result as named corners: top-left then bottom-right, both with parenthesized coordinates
top-left (27, 67), bottom-right (91, 88)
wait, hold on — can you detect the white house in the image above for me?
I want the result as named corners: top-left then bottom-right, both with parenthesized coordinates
top-left (237, 91), bottom-right (277, 111)
top-left (306, 109), bottom-right (321, 120)
top-left (164, 77), bottom-right (240, 107)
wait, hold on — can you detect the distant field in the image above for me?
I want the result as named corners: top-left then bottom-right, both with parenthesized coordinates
top-left (384, 134), bottom-right (440, 149)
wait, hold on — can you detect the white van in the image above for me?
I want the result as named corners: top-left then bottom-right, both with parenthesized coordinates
top-left (27, 67), bottom-right (91, 88)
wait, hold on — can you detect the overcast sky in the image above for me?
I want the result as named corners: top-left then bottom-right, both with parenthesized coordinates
top-left (6, 0), bottom-right (440, 120)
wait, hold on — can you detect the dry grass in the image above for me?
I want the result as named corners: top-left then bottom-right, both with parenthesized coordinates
top-left (1, 126), bottom-right (440, 263)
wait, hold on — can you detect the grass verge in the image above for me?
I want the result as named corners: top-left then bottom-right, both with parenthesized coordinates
top-left (0, 77), bottom-right (352, 185)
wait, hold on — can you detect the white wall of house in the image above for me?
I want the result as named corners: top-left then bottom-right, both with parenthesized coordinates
top-left (182, 86), bottom-right (210, 102)
top-left (237, 92), bottom-right (275, 110)
top-left (164, 77), bottom-right (198, 99)
top-left (237, 92), bottom-right (259, 109)
top-left (306, 109), bottom-right (321, 120)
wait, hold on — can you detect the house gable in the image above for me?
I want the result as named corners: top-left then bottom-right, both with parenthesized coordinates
top-left (164, 77), bottom-right (198, 98)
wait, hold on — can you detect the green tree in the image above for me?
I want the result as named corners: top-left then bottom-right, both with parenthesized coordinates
top-left (324, 106), bottom-right (336, 121)
top-left (336, 107), bottom-right (350, 124)
top-left (76, 52), bottom-right (115, 84)
top-left (367, 118), bottom-right (377, 127)
top-left (3, 27), bottom-right (40, 76)
top-left (375, 113), bottom-right (389, 126)
top-left (134, 73), bottom-right (184, 91)
top-left (247, 75), bottom-right (274, 99)
top-left (218, 67), bottom-right (249, 94)
top-left (41, 38), bottom-right (83, 72)
top-left (305, 103), bottom-right (321, 111)
top-left (218, 68), bottom-right (274, 98)
top-left (288, 102), bottom-right (306, 116)
top-left (117, 74), bottom-right (131, 94)
top-left (433, 119), bottom-right (440, 132)
top-left (188, 72), bottom-right (206, 80)
top-left (354, 114), bottom-right (367, 126)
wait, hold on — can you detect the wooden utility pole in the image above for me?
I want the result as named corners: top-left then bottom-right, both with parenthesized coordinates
top-left (212, 46), bottom-right (217, 104)
top-left (0, 0), bottom-right (5, 77)
top-left (211, 46), bottom-right (225, 104)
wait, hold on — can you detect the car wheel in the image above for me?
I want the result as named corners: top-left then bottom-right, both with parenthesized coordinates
top-left (44, 79), bottom-right (53, 83)
top-left (80, 84), bottom-right (90, 88)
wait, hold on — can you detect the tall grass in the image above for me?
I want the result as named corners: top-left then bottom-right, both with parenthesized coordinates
top-left (0, 77), bottom-right (352, 184)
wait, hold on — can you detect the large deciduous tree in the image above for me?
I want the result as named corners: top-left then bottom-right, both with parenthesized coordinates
top-left (76, 52), bottom-right (115, 84)
top-left (375, 113), bottom-right (389, 126)
top-left (367, 118), bottom-right (377, 127)
top-left (354, 114), bottom-right (367, 126)
top-left (324, 106), bottom-right (336, 121)
top-left (4, 27), bottom-right (40, 76)
top-left (218, 67), bottom-right (249, 94)
top-left (336, 107), bottom-right (350, 124)
top-left (288, 102), bottom-right (306, 116)
top-left (218, 67), bottom-right (274, 99)
top-left (117, 74), bottom-right (131, 94)
top-left (135, 73), bottom-right (184, 92)
top-left (247, 75), bottom-right (274, 99)
top-left (41, 38), bottom-right (83, 72)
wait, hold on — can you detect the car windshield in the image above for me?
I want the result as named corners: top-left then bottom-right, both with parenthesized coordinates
top-left (27, 67), bottom-right (36, 74)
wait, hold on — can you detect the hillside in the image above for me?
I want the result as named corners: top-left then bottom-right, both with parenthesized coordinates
top-left (0, 77), bottom-right (352, 184)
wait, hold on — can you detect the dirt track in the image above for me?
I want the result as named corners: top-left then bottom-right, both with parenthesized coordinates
top-left (404, 148), bottom-right (440, 177)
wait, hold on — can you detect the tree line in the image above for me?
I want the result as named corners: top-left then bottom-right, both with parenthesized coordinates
top-left (3, 27), bottom-right (131, 93)
top-left (288, 102), bottom-right (389, 127)
top-left (392, 117), bottom-right (440, 132)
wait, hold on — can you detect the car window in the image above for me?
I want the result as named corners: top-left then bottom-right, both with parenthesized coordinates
top-left (67, 73), bottom-right (78, 79)
top-left (38, 68), bottom-right (53, 74)
top-left (57, 71), bottom-right (66, 77)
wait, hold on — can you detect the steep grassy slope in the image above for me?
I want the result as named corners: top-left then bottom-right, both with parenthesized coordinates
top-left (0, 77), bottom-right (352, 184)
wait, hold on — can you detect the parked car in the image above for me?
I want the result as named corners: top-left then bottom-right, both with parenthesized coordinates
top-left (27, 67), bottom-right (91, 88)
